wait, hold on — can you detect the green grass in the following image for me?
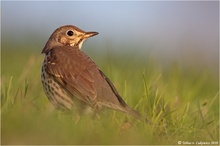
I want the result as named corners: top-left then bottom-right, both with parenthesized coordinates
top-left (1, 48), bottom-right (219, 145)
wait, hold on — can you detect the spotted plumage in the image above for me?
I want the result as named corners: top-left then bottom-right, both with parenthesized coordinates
top-left (41, 25), bottom-right (142, 119)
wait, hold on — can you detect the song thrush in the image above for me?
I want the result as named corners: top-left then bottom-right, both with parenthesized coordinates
top-left (41, 25), bottom-right (142, 119)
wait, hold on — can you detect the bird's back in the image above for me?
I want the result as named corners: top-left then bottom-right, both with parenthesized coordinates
top-left (45, 46), bottom-right (128, 110)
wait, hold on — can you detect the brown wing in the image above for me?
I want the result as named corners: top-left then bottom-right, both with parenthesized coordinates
top-left (45, 46), bottom-right (97, 105)
top-left (98, 70), bottom-right (127, 107)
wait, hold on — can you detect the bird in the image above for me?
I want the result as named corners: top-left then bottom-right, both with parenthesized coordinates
top-left (41, 25), bottom-right (142, 119)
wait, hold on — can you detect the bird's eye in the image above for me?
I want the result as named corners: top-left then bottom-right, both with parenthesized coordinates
top-left (67, 30), bottom-right (74, 36)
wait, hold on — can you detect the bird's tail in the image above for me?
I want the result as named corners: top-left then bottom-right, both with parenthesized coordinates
top-left (124, 106), bottom-right (142, 119)
top-left (121, 106), bottom-right (150, 124)
top-left (117, 106), bottom-right (154, 126)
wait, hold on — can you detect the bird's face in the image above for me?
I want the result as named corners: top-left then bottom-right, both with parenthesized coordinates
top-left (56, 26), bottom-right (98, 49)
top-left (42, 25), bottom-right (98, 53)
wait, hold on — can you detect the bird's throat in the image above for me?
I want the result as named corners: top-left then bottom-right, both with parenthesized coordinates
top-left (75, 38), bottom-right (85, 49)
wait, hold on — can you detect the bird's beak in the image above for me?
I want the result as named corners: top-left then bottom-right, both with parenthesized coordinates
top-left (84, 32), bottom-right (99, 39)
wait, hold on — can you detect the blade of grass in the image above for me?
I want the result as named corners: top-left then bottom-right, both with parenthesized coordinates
top-left (198, 99), bottom-right (214, 140)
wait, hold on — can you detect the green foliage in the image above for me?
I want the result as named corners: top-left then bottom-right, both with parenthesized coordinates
top-left (1, 48), bottom-right (219, 145)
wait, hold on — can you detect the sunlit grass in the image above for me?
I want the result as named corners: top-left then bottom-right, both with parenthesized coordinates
top-left (1, 48), bottom-right (219, 145)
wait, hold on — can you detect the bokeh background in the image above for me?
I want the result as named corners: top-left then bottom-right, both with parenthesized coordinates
top-left (2, 1), bottom-right (219, 72)
top-left (1, 1), bottom-right (219, 145)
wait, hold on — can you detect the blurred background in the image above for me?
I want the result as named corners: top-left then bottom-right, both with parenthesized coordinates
top-left (1, 1), bottom-right (219, 72)
top-left (1, 2), bottom-right (219, 144)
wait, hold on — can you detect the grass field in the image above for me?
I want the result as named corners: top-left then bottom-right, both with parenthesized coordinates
top-left (1, 47), bottom-right (219, 145)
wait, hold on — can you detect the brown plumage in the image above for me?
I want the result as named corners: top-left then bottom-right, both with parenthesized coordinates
top-left (41, 25), bottom-right (142, 119)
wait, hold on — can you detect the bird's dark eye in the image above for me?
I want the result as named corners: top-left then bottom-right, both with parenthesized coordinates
top-left (67, 30), bottom-right (74, 36)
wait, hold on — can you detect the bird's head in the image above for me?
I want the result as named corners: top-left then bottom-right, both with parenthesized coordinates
top-left (42, 25), bottom-right (98, 53)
